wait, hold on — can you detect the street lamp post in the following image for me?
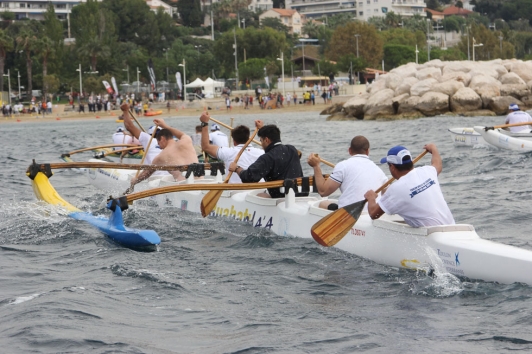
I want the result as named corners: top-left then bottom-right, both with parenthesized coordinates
top-left (233, 28), bottom-right (238, 89)
top-left (354, 34), bottom-right (360, 58)
top-left (3, 69), bottom-right (11, 105)
top-left (17, 70), bottom-right (21, 99)
top-left (76, 63), bottom-right (82, 97)
top-left (426, 19), bottom-right (431, 61)
top-left (499, 36), bottom-right (503, 57)
top-left (415, 45), bottom-right (419, 64)
top-left (354, 34), bottom-right (360, 84)
top-left (122, 65), bottom-right (129, 84)
top-left (136, 66), bottom-right (140, 94)
top-left (163, 48), bottom-right (170, 82)
top-left (276, 52), bottom-right (285, 98)
top-left (241, 18), bottom-right (245, 29)
top-left (178, 59), bottom-right (186, 100)
top-left (473, 37), bottom-right (483, 61)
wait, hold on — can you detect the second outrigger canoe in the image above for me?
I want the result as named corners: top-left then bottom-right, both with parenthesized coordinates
top-left (474, 126), bottom-right (532, 152)
top-left (448, 127), bottom-right (484, 146)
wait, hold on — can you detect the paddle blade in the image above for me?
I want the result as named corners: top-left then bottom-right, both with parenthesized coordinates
top-left (200, 190), bottom-right (223, 217)
top-left (311, 200), bottom-right (366, 247)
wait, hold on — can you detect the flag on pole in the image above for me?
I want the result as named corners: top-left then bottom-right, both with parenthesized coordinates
top-left (111, 77), bottom-right (119, 95)
top-left (147, 58), bottom-right (156, 91)
top-left (102, 80), bottom-right (114, 94)
top-left (176, 72), bottom-right (182, 91)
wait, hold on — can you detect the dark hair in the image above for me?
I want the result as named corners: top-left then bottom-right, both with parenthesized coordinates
top-left (258, 124), bottom-right (281, 142)
top-left (350, 136), bottom-right (369, 154)
top-left (156, 128), bottom-right (173, 140)
top-left (232, 125), bottom-right (250, 144)
top-left (195, 125), bottom-right (202, 133)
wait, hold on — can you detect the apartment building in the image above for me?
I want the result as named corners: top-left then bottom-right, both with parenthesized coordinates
top-left (286, 0), bottom-right (427, 20)
top-left (259, 8), bottom-right (302, 34)
top-left (199, 0), bottom-right (273, 12)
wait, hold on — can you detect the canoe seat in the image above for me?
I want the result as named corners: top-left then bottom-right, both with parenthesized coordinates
top-left (374, 218), bottom-right (475, 236)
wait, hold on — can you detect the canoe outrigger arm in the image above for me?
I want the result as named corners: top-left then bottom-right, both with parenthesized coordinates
top-left (27, 159), bottom-right (53, 180)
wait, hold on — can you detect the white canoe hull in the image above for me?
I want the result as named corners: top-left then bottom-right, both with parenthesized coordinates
top-left (448, 127), bottom-right (484, 146)
top-left (474, 126), bottom-right (532, 152)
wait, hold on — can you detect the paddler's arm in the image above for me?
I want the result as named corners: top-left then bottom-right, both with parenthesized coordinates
top-left (199, 112), bottom-right (219, 157)
top-left (364, 190), bottom-right (384, 220)
top-left (307, 153), bottom-right (339, 196)
top-left (423, 143), bottom-right (442, 175)
top-left (120, 103), bottom-right (141, 139)
top-left (153, 117), bottom-right (190, 141)
top-left (229, 154), bottom-right (271, 183)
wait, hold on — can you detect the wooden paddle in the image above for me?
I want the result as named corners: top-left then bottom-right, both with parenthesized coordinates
top-left (311, 150), bottom-right (428, 248)
top-left (209, 117), bottom-right (336, 168)
top-left (200, 128), bottom-right (258, 217)
top-left (485, 121), bottom-right (532, 131)
top-left (134, 125), bottom-right (158, 181)
top-left (30, 161), bottom-right (224, 172)
top-left (62, 144), bottom-right (142, 157)
top-left (114, 175), bottom-right (328, 203)
top-left (94, 146), bottom-right (144, 158)
top-left (129, 108), bottom-right (146, 132)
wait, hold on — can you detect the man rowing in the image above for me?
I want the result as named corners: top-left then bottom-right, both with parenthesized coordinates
top-left (308, 135), bottom-right (387, 210)
top-left (364, 144), bottom-right (455, 227)
top-left (199, 112), bottom-right (263, 183)
top-left (505, 103), bottom-right (532, 133)
top-left (228, 120), bottom-right (303, 198)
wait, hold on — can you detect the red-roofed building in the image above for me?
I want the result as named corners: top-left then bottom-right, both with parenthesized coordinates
top-left (425, 8), bottom-right (444, 21)
top-left (442, 5), bottom-right (473, 17)
top-left (259, 9), bottom-right (302, 35)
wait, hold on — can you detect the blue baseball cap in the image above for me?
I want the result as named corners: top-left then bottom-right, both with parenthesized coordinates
top-left (211, 123), bottom-right (220, 131)
top-left (509, 103), bottom-right (519, 111)
top-left (380, 146), bottom-right (412, 165)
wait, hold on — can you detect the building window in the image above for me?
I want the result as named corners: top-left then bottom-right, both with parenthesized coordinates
top-left (56, 4), bottom-right (66, 9)
top-left (367, 0), bottom-right (370, 3)
top-left (374, 0), bottom-right (378, 2)
top-left (19, 3), bottom-right (26, 8)
top-left (359, 2), bottom-right (363, 6)
top-left (374, 8), bottom-right (378, 11)
top-left (359, 11), bottom-right (363, 15)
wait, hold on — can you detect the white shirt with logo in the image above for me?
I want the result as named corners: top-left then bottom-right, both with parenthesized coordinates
top-left (378, 165), bottom-right (455, 227)
top-left (217, 145), bottom-right (264, 183)
top-left (329, 154), bottom-right (388, 208)
top-left (505, 111), bottom-right (532, 132)
top-left (210, 131), bottom-right (229, 148)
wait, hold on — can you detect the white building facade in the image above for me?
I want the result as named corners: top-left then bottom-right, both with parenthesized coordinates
top-left (286, 0), bottom-right (426, 20)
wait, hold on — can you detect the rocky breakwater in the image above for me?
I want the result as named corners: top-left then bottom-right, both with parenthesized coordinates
top-left (327, 59), bottom-right (532, 120)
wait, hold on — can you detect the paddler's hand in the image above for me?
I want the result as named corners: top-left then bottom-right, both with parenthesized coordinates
top-left (307, 153), bottom-right (320, 167)
top-left (364, 190), bottom-right (377, 203)
top-left (228, 161), bottom-right (238, 173)
top-left (120, 103), bottom-right (129, 112)
top-left (153, 118), bottom-right (167, 129)
top-left (423, 143), bottom-right (437, 154)
top-left (200, 112), bottom-right (210, 123)
top-left (255, 120), bottom-right (264, 129)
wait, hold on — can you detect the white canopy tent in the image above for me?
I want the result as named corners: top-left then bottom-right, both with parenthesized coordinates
top-left (203, 77), bottom-right (225, 98)
top-left (185, 78), bottom-right (205, 88)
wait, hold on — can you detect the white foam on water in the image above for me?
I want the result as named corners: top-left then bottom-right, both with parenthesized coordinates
top-left (10, 293), bottom-right (41, 305)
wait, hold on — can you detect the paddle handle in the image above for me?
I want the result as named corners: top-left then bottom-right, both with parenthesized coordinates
top-left (65, 144), bottom-right (141, 156)
top-left (101, 146), bottom-right (143, 157)
top-left (224, 128), bottom-right (258, 183)
top-left (134, 125), bottom-right (158, 178)
top-left (487, 121), bottom-right (532, 130)
top-left (129, 108), bottom-right (146, 132)
top-left (375, 150), bottom-right (428, 194)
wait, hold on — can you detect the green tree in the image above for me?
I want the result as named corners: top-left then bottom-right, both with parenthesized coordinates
top-left (77, 36), bottom-right (111, 72)
top-left (35, 37), bottom-right (55, 98)
top-left (261, 17), bottom-right (289, 33)
top-left (337, 54), bottom-right (366, 73)
top-left (379, 28), bottom-right (426, 47)
top-left (0, 29), bottom-right (13, 95)
top-left (457, 23), bottom-right (514, 60)
top-left (326, 13), bottom-right (354, 30)
top-left (43, 75), bottom-right (60, 99)
top-left (239, 58), bottom-right (271, 80)
top-left (43, 2), bottom-right (64, 75)
top-left (383, 44), bottom-right (418, 70)
top-left (311, 60), bottom-right (337, 77)
top-left (16, 28), bottom-right (38, 95)
top-left (326, 22), bottom-right (383, 67)
top-left (177, 0), bottom-right (203, 27)
top-left (302, 21), bottom-right (320, 39)
top-left (0, 11), bottom-right (15, 21)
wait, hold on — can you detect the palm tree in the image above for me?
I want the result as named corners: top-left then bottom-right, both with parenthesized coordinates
top-left (0, 29), bottom-right (13, 95)
top-left (35, 36), bottom-right (55, 99)
top-left (16, 29), bottom-right (37, 96)
top-left (77, 36), bottom-right (111, 72)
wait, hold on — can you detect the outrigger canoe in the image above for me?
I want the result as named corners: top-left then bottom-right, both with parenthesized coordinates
top-left (104, 174), bottom-right (532, 285)
top-left (448, 127), bottom-right (484, 146)
top-left (474, 126), bottom-right (532, 152)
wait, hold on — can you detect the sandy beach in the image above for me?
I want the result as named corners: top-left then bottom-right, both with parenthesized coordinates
top-left (1, 99), bottom-right (340, 124)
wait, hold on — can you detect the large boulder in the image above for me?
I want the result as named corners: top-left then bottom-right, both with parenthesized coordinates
top-left (385, 73), bottom-right (403, 91)
top-left (432, 80), bottom-right (465, 96)
top-left (450, 88), bottom-right (482, 113)
top-left (500, 72), bottom-right (526, 85)
top-left (441, 72), bottom-right (472, 87)
top-left (420, 59), bottom-right (445, 69)
top-left (488, 96), bottom-right (523, 115)
top-left (410, 78), bottom-right (438, 96)
top-left (390, 63), bottom-right (418, 78)
top-left (363, 89), bottom-right (395, 119)
top-left (476, 85), bottom-right (501, 108)
top-left (442, 61), bottom-right (474, 74)
top-left (469, 74), bottom-right (502, 90)
top-left (367, 78), bottom-right (387, 94)
top-left (506, 61), bottom-right (532, 82)
top-left (397, 96), bottom-right (421, 114)
top-left (469, 65), bottom-right (501, 79)
top-left (320, 103), bottom-right (344, 115)
top-left (343, 94), bottom-right (368, 119)
top-left (416, 67), bottom-right (442, 81)
top-left (394, 77), bottom-right (419, 96)
top-left (499, 84), bottom-right (530, 99)
top-left (417, 92), bottom-right (450, 116)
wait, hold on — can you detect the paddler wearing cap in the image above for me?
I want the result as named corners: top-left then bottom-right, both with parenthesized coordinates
top-left (364, 144), bottom-right (455, 227)
top-left (505, 103), bottom-right (532, 133)
top-left (209, 123), bottom-right (229, 148)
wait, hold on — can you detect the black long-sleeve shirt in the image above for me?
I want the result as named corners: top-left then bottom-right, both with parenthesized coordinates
top-left (239, 141), bottom-right (303, 198)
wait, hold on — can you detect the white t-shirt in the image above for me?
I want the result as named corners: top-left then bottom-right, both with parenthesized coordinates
top-left (138, 131), bottom-right (169, 176)
top-left (217, 145), bottom-right (264, 183)
top-left (210, 131), bottom-right (229, 148)
top-left (378, 165), bottom-right (455, 227)
top-left (329, 154), bottom-right (388, 208)
top-left (112, 132), bottom-right (134, 148)
top-left (505, 111), bottom-right (532, 132)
